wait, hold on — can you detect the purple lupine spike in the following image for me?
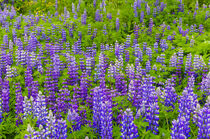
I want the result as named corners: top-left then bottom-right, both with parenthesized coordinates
top-left (163, 79), bottom-right (177, 109)
top-left (169, 53), bottom-right (177, 68)
top-left (45, 110), bottom-right (57, 138)
top-left (0, 98), bottom-right (2, 123)
top-left (193, 11), bottom-right (197, 20)
top-left (145, 60), bottom-right (151, 73)
top-left (67, 109), bottom-right (81, 131)
top-left (176, 88), bottom-right (198, 138)
top-left (125, 50), bottom-right (130, 62)
top-left (107, 13), bottom-right (112, 20)
top-left (121, 108), bottom-right (138, 139)
top-left (69, 25), bottom-right (74, 38)
top-left (124, 35), bottom-right (131, 48)
top-left (67, 56), bottom-right (78, 86)
top-left (199, 24), bottom-right (204, 35)
top-left (171, 116), bottom-right (189, 139)
top-left (24, 124), bottom-right (36, 139)
top-left (23, 96), bottom-right (33, 119)
top-left (185, 53), bottom-right (193, 76)
top-left (193, 54), bottom-right (200, 71)
top-left (200, 72), bottom-right (210, 96)
top-left (75, 77), bottom-right (90, 105)
top-left (55, 0), bottom-right (58, 10)
top-left (3, 34), bottom-right (8, 47)
top-left (81, 9), bottom-right (87, 25)
top-left (15, 83), bottom-right (23, 126)
top-left (61, 29), bottom-right (66, 42)
top-left (176, 49), bottom-right (183, 84)
top-left (72, 3), bottom-right (76, 14)
top-left (33, 91), bottom-right (48, 127)
top-left (160, 2), bottom-right (166, 11)
top-left (1, 80), bottom-right (10, 113)
top-left (5, 65), bottom-right (13, 79)
top-left (137, 0), bottom-right (141, 8)
top-left (195, 0), bottom-right (199, 10)
top-left (160, 54), bottom-right (165, 66)
top-left (133, 1), bottom-right (138, 17)
top-left (95, 9), bottom-right (101, 21)
top-left (115, 73), bottom-right (127, 96)
top-left (146, 4), bottom-right (150, 15)
top-left (77, 1), bottom-right (80, 12)
top-left (154, 42), bottom-right (158, 53)
top-left (92, 86), bottom-right (105, 134)
top-left (135, 75), bottom-right (157, 110)
top-left (54, 119), bottom-right (67, 139)
top-left (152, 64), bottom-right (157, 71)
top-left (197, 106), bottom-right (210, 138)
top-left (91, 28), bottom-right (97, 40)
top-left (116, 18), bottom-right (120, 32)
top-left (148, 18), bottom-right (153, 34)
top-left (178, 87), bottom-right (198, 116)
top-left (100, 101), bottom-right (113, 139)
top-left (79, 109), bottom-right (90, 126)
top-left (127, 64), bottom-right (135, 81)
top-left (145, 102), bottom-right (159, 135)
top-left (178, 0), bottom-right (184, 13)
top-left (140, 11), bottom-right (144, 23)
top-left (33, 125), bottom-right (47, 139)
top-left (153, 8), bottom-right (157, 17)
top-left (128, 80), bottom-right (136, 101)
top-left (30, 81), bottom-right (39, 100)
top-left (93, 0), bottom-right (97, 7)
top-left (205, 11), bottom-right (209, 20)
top-left (134, 24), bottom-right (139, 39)
top-left (44, 67), bottom-right (56, 112)
top-left (86, 57), bottom-right (92, 76)
top-left (146, 47), bottom-right (152, 61)
top-left (25, 66), bottom-right (33, 98)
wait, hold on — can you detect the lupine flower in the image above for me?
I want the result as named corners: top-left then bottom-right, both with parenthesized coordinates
top-left (162, 79), bottom-right (177, 109)
top-left (197, 106), bottom-right (210, 138)
top-left (2, 80), bottom-right (10, 113)
top-left (200, 72), bottom-right (210, 96)
top-left (23, 96), bottom-right (33, 119)
top-left (205, 11), bottom-right (209, 20)
top-left (125, 35), bottom-right (131, 48)
top-left (154, 42), bottom-right (158, 53)
top-left (178, 0), bottom-right (184, 13)
top-left (107, 13), bottom-right (112, 20)
top-left (0, 98), bottom-right (2, 123)
top-left (15, 83), bottom-right (23, 125)
top-left (54, 119), bottom-right (67, 139)
top-left (121, 108), bottom-right (138, 139)
top-left (33, 91), bottom-right (48, 127)
top-left (199, 24), bottom-right (204, 35)
top-left (145, 102), bottom-right (159, 135)
top-left (171, 116), bottom-right (189, 139)
top-left (45, 110), bottom-right (57, 138)
top-left (140, 11), bottom-right (144, 23)
top-left (92, 86), bottom-right (105, 134)
top-left (95, 9), bottom-right (101, 21)
top-left (116, 18), bottom-right (120, 31)
top-left (100, 101), bottom-right (113, 139)
top-left (153, 8), bottom-right (157, 17)
top-left (149, 18), bottom-right (154, 33)
top-left (146, 60), bottom-right (151, 73)
top-left (146, 4), bottom-right (150, 15)
top-left (24, 124), bottom-right (36, 139)
top-left (67, 109), bottom-right (81, 131)
top-left (133, 1), bottom-right (138, 17)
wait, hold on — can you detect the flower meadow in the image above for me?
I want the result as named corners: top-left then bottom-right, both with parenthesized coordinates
top-left (0, 0), bottom-right (209, 138)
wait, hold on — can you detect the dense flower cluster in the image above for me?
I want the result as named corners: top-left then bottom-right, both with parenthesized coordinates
top-left (0, 0), bottom-right (209, 138)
